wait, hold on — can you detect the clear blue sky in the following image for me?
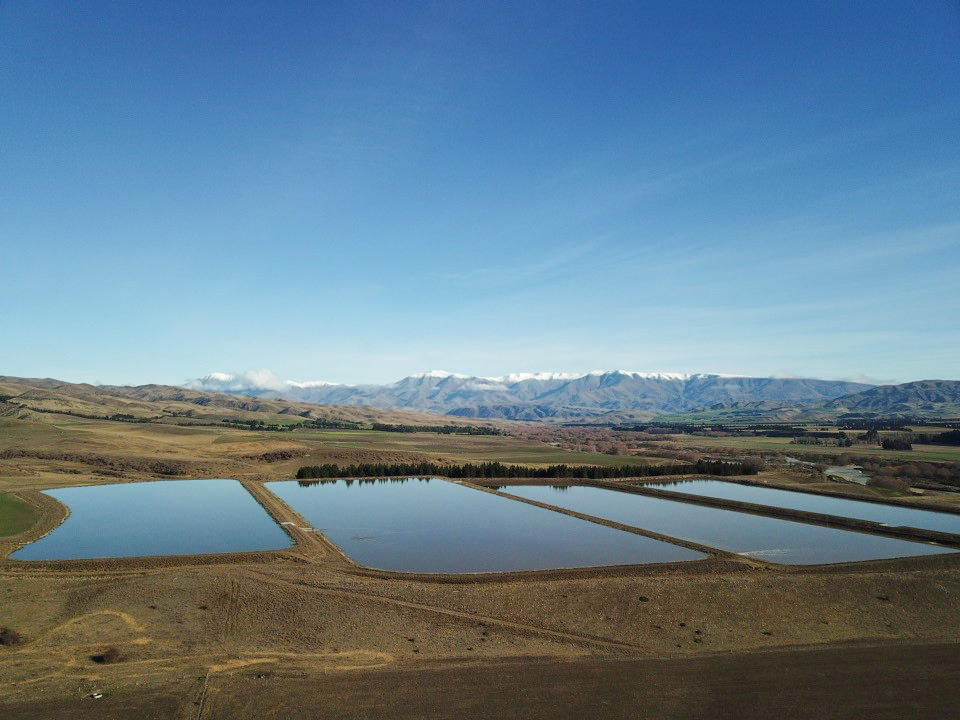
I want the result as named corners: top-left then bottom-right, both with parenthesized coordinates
top-left (2, 1), bottom-right (958, 386)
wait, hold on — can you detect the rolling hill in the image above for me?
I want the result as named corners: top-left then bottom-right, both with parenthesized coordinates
top-left (825, 380), bottom-right (960, 417)
top-left (0, 376), bottom-right (499, 429)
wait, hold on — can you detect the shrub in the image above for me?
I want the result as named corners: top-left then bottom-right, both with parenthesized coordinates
top-left (867, 474), bottom-right (910, 492)
top-left (881, 438), bottom-right (913, 451)
top-left (91, 646), bottom-right (123, 664)
top-left (0, 627), bottom-right (23, 646)
top-left (740, 456), bottom-right (766, 473)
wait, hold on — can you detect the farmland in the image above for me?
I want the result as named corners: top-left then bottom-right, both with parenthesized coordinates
top-left (2, 398), bottom-right (960, 718)
top-left (670, 433), bottom-right (960, 464)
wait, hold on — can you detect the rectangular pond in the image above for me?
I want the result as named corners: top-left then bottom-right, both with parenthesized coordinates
top-left (11, 479), bottom-right (292, 561)
top-left (267, 478), bottom-right (706, 573)
top-left (501, 485), bottom-right (955, 565)
top-left (652, 480), bottom-right (960, 536)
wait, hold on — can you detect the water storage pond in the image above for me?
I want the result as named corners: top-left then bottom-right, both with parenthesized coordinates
top-left (267, 478), bottom-right (706, 573)
top-left (653, 480), bottom-right (960, 536)
top-left (11, 479), bottom-right (292, 561)
top-left (501, 486), bottom-right (954, 565)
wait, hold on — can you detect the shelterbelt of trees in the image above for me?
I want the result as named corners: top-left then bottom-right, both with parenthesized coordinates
top-left (295, 459), bottom-right (759, 480)
top-left (369, 423), bottom-right (503, 435)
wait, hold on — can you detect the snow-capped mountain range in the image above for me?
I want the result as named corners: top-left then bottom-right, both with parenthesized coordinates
top-left (185, 370), bottom-right (873, 420)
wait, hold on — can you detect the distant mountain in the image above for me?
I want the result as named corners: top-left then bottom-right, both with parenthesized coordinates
top-left (187, 370), bottom-right (873, 420)
top-left (7, 373), bottom-right (955, 425)
top-left (826, 380), bottom-right (960, 417)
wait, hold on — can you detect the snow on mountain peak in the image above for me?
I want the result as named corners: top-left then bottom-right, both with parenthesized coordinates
top-left (414, 370), bottom-right (470, 380)
top-left (492, 372), bottom-right (584, 383)
top-left (286, 380), bottom-right (345, 388)
top-left (408, 370), bottom-right (705, 384)
top-left (204, 372), bottom-right (235, 382)
top-left (618, 371), bottom-right (694, 381)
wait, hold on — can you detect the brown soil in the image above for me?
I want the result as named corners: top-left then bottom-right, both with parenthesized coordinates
top-left (201, 642), bottom-right (960, 720)
top-left (4, 642), bottom-right (958, 719)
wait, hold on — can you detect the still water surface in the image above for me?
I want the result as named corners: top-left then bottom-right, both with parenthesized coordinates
top-left (268, 478), bottom-right (705, 572)
top-left (12, 479), bottom-right (292, 560)
top-left (653, 480), bottom-right (960, 536)
top-left (502, 485), bottom-right (954, 565)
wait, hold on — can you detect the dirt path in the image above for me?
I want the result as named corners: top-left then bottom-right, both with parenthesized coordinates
top-left (243, 568), bottom-right (644, 653)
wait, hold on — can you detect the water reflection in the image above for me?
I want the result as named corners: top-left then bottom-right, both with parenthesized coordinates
top-left (268, 478), bottom-right (705, 573)
top-left (12, 479), bottom-right (292, 561)
top-left (503, 485), bottom-right (953, 565)
top-left (297, 477), bottom-right (430, 488)
top-left (654, 479), bottom-right (960, 536)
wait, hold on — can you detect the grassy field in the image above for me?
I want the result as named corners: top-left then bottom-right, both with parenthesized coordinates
top-left (0, 415), bottom-right (669, 495)
top-left (672, 434), bottom-right (960, 463)
top-left (286, 429), bottom-right (663, 467)
top-left (0, 493), bottom-right (39, 536)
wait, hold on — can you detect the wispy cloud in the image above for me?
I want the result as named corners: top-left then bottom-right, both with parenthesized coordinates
top-left (185, 368), bottom-right (287, 393)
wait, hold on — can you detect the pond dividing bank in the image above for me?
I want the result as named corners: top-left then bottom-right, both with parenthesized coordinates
top-left (10, 479), bottom-right (292, 561)
top-left (500, 485), bottom-right (955, 565)
top-left (267, 478), bottom-right (706, 573)
top-left (651, 480), bottom-right (960, 537)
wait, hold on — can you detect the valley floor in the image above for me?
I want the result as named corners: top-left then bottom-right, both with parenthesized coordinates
top-left (3, 414), bottom-right (960, 718)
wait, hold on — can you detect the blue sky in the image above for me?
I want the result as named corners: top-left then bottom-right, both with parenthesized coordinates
top-left (2, 1), bottom-right (958, 386)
